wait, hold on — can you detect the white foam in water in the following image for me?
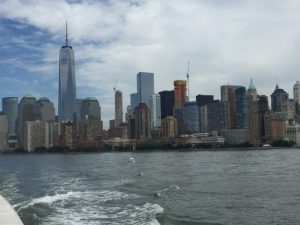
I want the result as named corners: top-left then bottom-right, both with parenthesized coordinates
top-left (14, 191), bottom-right (82, 212)
top-left (16, 190), bottom-right (164, 225)
top-left (128, 157), bottom-right (136, 163)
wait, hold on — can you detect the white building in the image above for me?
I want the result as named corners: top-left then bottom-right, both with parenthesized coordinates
top-left (24, 121), bottom-right (49, 152)
top-left (285, 122), bottom-right (300, 147)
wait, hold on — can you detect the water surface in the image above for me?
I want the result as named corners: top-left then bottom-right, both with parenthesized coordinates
top-left (1, 149), bottom-right (300, 225)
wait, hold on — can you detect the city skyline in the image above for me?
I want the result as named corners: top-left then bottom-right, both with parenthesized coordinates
top-left (1, 0), bottom-right (300, 128)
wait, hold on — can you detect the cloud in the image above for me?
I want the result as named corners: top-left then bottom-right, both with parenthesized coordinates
top-left (0, 0), bottom-right (300, 128)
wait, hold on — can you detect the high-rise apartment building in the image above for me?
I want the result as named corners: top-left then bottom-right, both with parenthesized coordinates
top-left (159, 90), bottom-right (174, 119)
top-left (115, 90), bottom-right (123, 127)
top-left (59, 24), bottom-right (76, 122)
top-left (137, 72), bottom-right (154, 109)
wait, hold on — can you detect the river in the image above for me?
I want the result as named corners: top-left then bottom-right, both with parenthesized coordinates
top-left (1, 149), bottom-right (300, 225)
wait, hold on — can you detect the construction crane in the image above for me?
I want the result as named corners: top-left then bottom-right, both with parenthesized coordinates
top-left (113, 79), bottom-right (118, 92)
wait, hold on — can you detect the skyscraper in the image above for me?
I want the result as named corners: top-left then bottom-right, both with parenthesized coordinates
top-left (271, 84), bottom-right (288, 113)
top-left (34, 97), bottom-right (55, 122)
top-left (159, 90), bottom-right (174, 119)
top-left (130, 93), bottom-right (138, 114)
top-left (115, 90), bottom-right (123, 127)
top-left (18, 94), bottom-right (37, 146)
top-left (235, 87), bottom-right (248, 129)
top-left (196, 94), bottom-right (214, 107)
top-left (174, 80), bottom-right (187, 109)
top-left (150, 93), bottom-right (161, 130)
top-left (183, 101), bottom-right (200, 134)
top-left (59, 23), bottom-right (76, 122)
top-left (221, 85), bottom-right (243, 129)
top-left (137, 72), bottom-right (154, 109)
top-left (2, 97), bottom-right (18, 137)
top-left (174, 80), bottom-right (187, 134)
top-left (135, 103), bottom-right (151, 140)
top-left (80, 97), bottom-right (101, 121)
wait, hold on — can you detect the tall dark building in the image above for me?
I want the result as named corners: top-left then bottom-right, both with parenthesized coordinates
top-left (159, 90), bottom-right (174, 119)
top-left (196, 94), bottom-right (214, 107)
top-left (258, 95), bottom-right (269, 143)
top-left (271, 84), bottom-right (288, 113)
top-left (206, 100), bottom-right (230, 132)
top-left (235, 87), bottom-right (248, 129)
top-left (183, 101), bottom-right (200, 134)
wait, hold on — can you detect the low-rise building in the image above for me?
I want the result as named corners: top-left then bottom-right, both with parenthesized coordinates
top-left (220, 129), bottom-right (249, 144)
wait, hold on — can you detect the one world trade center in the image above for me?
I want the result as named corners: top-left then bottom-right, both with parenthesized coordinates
top-left (58, 22), bottom-right (76, 122)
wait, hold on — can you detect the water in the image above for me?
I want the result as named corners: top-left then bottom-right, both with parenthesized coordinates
top-left (1, 149), bottom-right (300, 225)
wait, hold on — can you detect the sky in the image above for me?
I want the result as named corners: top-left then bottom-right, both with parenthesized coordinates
top-left (0, 0), bottom-right (300, 128)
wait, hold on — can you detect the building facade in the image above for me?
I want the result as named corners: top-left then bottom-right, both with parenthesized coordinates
top-left (174, 80), bottom-right (187, 109)
top-left (206, 100), bottom-right (230, 133)
top-left (2, 97), bottom-right (18, 148)
top-left (264, 111), bottom-right (285, 144)
top-left (235, 87), bottom-right (248, 129)
top-left (161, 116), bottom-right (178, 138)
top-left (183, 101), bottom-right (200, 134)
top-left (134, 103), bottom-right (151, 141)
top-left (24, 120), bottom-right (49, 152)
top-left (196, 94), bottom-right (214, 107)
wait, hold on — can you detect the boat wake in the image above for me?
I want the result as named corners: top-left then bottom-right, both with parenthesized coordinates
top-left (14, 190), bottom-right (163, 225)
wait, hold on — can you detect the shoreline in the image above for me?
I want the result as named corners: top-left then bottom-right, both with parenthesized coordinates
top-left (1, 146), bottom-right (298, 155)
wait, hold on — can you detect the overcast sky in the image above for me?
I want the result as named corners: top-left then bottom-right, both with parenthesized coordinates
top-left (0, 0), bottom-right (300, 128)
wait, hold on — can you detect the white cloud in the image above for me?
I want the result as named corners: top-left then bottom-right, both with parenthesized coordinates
top-left (1, 0), bottom-right (300, 128)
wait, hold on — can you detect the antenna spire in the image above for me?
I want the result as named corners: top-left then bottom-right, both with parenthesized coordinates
top-left (65, 21), bottom-right (68, 46)
top-left (186, 60), bottom-right (190, 101)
